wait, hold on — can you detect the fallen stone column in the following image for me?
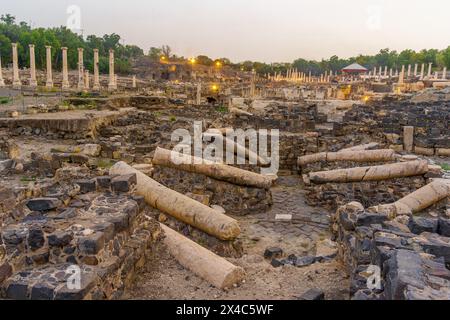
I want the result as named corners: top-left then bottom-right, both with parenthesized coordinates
top-left (309, 160), bottom-right (428, 184)
top-left (160, 224), bottom-right (245, 289)
top-left (152, 147), bottom-right (275, 189)
top-left (371, 179), bottom-right (450, 215)
top-left (110, 161), bottom-right (240, 240)
top-left (204, 131), bottom-right (270, 165)
top-left (298, 149), bottom-right (396, 167)
top-left (339, 142), bottom-right (379, 152)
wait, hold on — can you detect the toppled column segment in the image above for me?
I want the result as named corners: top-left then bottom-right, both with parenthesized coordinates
top-left (370, 179), bottom-right (450, 215)
top-left (160, 224), bottom-right (245, 289)
top-left (339, 143), bottom-right (379, 152)
top-left (110, 161), bottom-right (240, 241)
top-left (152, 147), bottom-right (275, 189)
top-left (298, 149), bottom-right (396, 167)
top-left (309, 160), bottom-right (428, 184)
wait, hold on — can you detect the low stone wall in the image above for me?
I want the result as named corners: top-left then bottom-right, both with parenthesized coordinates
top-left (0, 173), bottom-right (163, 300)
top-left (332, 201), bottom-right (450, 300)
top-left (305, 176), bottom-right (427, 210)
top-left (152, 166), bottom-right (272, 216)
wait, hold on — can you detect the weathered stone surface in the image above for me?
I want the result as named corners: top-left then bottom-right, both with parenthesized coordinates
top-left (111, 174), bottom-right (137, 192)
top-left (438, 218), bottom-right (450, 237)
top-left (78, 232), bottom-right (105, 255)
top-left (264, 247), bottom-right (283, 259)
top-left (298, 288), bottom-right (325, 300)
top-left (408, 217), bottom-right (438, 235)
top-left (75, 179), bottom-right (97, 194)
top-left (26, 198), bottom-right (62, 212)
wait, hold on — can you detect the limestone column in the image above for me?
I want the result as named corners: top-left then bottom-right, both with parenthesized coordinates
top-left (84, 70), bottom-right (90, 89)
top-left (61, 47), bottom-right (70, 90)
top-left (443, 67), bottom-right (447, 80)
top-left (403, 126), bottom-right (414, 152)
top-left (384, 66), bottom-right (388, 77)
top-left (93, 49), bottom-right (100, 90)
top-left (420, 63), bottom-right (425, 80)
top-left (427, 63), bottom-right (432, 78)
top-left (77, 48), bottom-right (85, 90)
top-left (379, 66), bottom-right (382, 77)
top-left (407, 64), bottom-right (411, 78)
top-left (389, 68), bottom-right (393, 77)
top-left (132, 75), bottom-right (136, 88)
top-left (12, 43), bottom-right (21, 89)
top-left (414, 64), bottom-right (418, 77)
top-left (108, 49), bottom-right (117, 91)
top-left (0, 55), bottom-right (4, 87)
top-left (196, 82), bottom-right (201, 105)
top-left (45, 46), bottom-right (53, 88)
top-left (398, 66), bottom-right (405, 84)
top-left (29, 45), bottom-right (37, 87)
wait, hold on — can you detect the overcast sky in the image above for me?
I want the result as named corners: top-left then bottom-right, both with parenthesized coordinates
top-left (1, 0), bottom-right (449, 62)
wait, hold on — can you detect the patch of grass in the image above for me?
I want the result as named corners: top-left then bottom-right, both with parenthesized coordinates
top-left (441, 163), bottom-right (450, 171)
top-left (169, 115), bottom-right (177, 122)
top-left (0, 97), bottom-right (11, 104)
top-left (217, 105), bottom-right (228, 113)
top-left (20, 176), bottom-right (37, 183)
top-left (153, 111), bottom-right (162, 118)
top-left (96, 158), bottom-right (115, 169)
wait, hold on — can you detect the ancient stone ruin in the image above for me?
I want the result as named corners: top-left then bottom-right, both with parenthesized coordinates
top-left (0, 39), bottom-right (449, 301)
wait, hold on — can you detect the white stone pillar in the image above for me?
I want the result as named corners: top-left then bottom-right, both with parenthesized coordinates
top-left (403, 126), bottom-right (414, 152)
top-left (61, 47), bottom-right (70, 90)
top-left (442, 67), bottom-right (447, 80)
top-left (12, 43), bottom-right (21, 89)
top-left (389, 68), bottom-right (393, 77)
top-left (108, 49), bottom-right (117, 91)
top-left (384, 66), bottom-right (388, 77)
top-left (45, 46), bottom-right (53, 88)
top-left (407, 65), bottom-right (411, 78)
top-left (414, 64), bottom-right (418, 77)
top-left (29, 44), bottom-right (37, 87)
top-left (93, 49), bottom-right (100, 90)
top-left (398, 66), bottom-right (405, 84)
top-left (0, 55), bottom-right (4, 87)
top-left (77, 48), bottom-right (85, 90)
top-left (420, 63), bottom-right (425, 80)
top-left (196, 82), bottom-right (201, 105)
top-left (132, 75), bottom-right (136, 88)
top-left (427, 63), bottom-right (432, 78)
top-left (379, 66), bottom-right (382, 77)
top-left (84, 70), bottom-right (90, 89)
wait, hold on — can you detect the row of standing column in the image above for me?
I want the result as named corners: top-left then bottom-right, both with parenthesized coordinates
top-left (0, 43), bottom-right (117, 91)
top-left (370, 63), bottom-right (447, 81)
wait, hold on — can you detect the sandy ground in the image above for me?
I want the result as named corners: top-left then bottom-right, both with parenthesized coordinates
top-left (126, 177), bottom-right (350, 300)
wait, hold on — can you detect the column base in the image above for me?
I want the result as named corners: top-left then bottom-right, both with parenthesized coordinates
top-left (46, 81), bottom-right (53, 88)
top-left (93, 84), bottom-right (100, 91)
top-left (62, 82), bottom-right (70, 90)
top-left (29, 80), bottom-right (37, 87)
top-left (77, 82), bottom-right (85, 90)
top-left (13, 80), bottom-right (22, 89)
top-left (108, 84), bottom-right (117, 91)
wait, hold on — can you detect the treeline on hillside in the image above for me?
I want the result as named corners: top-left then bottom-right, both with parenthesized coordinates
top-left (0, 14), bottom-right (143, 74)
top-left (1, 14), bottom-right (449, 76)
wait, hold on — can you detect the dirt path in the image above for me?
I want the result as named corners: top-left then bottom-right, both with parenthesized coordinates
top-left (126, 175), bottom-right (350, 300)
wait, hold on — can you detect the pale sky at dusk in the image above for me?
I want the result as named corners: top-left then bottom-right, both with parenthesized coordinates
top-left (1, 0), bottom-right (449, 63)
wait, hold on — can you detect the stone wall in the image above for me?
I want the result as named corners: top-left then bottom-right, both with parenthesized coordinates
top-left (152, 166), bottom-right (272, 216)
top-left (0, 172), bottom-right (163, 300)
top-left (332, 201), bottom-right (450, 300)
